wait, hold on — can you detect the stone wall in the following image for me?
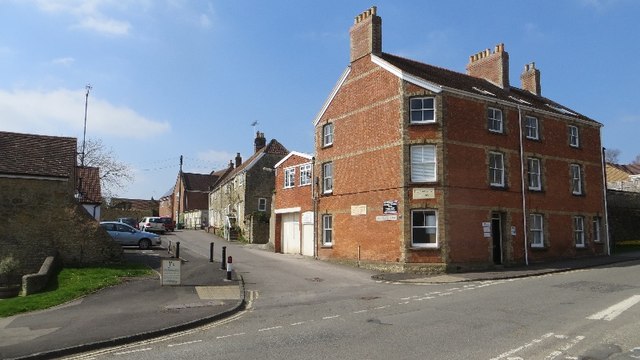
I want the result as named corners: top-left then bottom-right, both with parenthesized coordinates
top-left (0, 177), bottom-right (123, 278)
top-left (607, 190), bottom-right (640, 243)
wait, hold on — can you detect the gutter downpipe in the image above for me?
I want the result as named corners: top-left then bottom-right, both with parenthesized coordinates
top-left (518, 106), bottom-right (529, 266)
top-left (312, 157), bottom-right (318, 259)
top-left (601, 146), bottom-right (611, 256)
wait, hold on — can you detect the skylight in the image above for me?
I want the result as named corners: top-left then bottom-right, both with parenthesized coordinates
top-left (545, 104), bottom-right (577, 116)
top-left (472, 86), bottom-right (495, 97)
top-left (508, 96), bottom-right (531, 105)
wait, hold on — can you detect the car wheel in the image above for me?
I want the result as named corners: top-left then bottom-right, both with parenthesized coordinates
top-left (139, 239), bottom-right (151, 250)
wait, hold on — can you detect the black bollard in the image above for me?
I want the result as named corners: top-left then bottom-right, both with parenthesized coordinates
top-left (221, 246), bottom-right (227, 270)
top-left (209, 242), bottom-right (214, 262)
top-left (226, 256), bottom-right (232, 280)
top-left (175, 241), bottom-right (180, 259)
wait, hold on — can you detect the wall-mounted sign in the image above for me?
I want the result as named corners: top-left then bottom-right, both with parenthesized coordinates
top-left (302, 211), bottom-right (314, 224)
top-left (351, 205), bottom-right (367, 216)
top-left (511, 226), bottom-right (517, 236)
top-left (413, 188), bottom-right (435, 200)
top-left (376, 215), bottom-right (398, 222)
top-left (482, 222), bottom-right (492, 238)
top-left (383, 200), bottom-right (398, 214)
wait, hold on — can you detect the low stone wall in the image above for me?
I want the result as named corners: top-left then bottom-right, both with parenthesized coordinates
top-left (22, 255), bottom-right (60, 296)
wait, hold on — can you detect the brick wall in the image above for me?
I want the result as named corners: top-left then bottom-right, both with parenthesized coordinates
top-left (0, 177), bottom-right (123, 277)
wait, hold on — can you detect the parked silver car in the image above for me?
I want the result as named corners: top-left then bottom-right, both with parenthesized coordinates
top-left (100, 221), bottom-right (161, 249)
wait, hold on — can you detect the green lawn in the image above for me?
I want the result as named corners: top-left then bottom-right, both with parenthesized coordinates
top-left (0, 263), bottom-right (152, 318)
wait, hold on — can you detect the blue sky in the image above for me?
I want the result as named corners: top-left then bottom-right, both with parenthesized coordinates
top-left (1, 0), bottom-right (638, 199)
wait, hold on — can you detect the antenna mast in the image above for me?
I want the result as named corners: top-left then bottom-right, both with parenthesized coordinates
top-left (80, 84), bottom-right (92, 167)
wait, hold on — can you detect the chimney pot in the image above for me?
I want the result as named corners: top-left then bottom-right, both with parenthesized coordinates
top-left (466, 43), bottom-right (510, 89)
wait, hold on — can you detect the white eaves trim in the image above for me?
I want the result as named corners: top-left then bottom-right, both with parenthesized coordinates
top-left (275, 207), bottom-right (302, 214)
top-left (274, 151), bottom-right (313, 169)
top-left (371, 54), bottom-right (443, 94)
top-left (313, 67), bottom-right (351, 126)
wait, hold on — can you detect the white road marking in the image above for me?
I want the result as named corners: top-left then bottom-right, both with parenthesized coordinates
top-left (258, 326), bottom-right (283, 332)
top-left (322, 315), bottom-right (341, 320)
top-left (216, 332), bottom-right (245, 339)
top-left (168, 340), bottom-right (202, 347)
top-left (490, 333), bottom-right (554, 360)
top-left (114, 348), bottom-right (152, 355)
top-left (353, 309), bottom-right (368, 313)
top-left (290, 322), bottom-right (306, 326)
top-left (587, 295), bottom-right (640, 321)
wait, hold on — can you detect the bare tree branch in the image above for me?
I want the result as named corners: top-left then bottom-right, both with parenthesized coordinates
top-left (78, 138), bottom-right (134, 198)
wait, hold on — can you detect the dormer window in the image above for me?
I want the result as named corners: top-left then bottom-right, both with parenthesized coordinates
top-left (410, 97), bottom-right (435, 124)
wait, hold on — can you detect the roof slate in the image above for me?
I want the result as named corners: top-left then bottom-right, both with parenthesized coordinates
top-left (76, 166), bottom-right (102, 203)
top-left (182, 172), bottom-right (218, 192)
top-left (0, 131), bottom-right (76, 178)
top-left (378, 53), bottom-right (597, 124)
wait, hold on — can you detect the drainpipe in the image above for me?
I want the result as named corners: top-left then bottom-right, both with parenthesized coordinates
top-left (601, 146), bottom-right (611, 256)
top-left (517, 106), bottom-right (529, 266)
top-left (312, 157), bottom-right (318, 259)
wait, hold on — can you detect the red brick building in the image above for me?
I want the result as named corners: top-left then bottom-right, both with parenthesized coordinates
top-left (272, 152), bottom-right (314, 255)
top-left (313, 7), bottom-right (608, 273)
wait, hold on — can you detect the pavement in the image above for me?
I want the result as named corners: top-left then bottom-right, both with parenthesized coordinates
top-left (1, 247), bottom-right (640, 360)
top-left (0, 246), bottom-right (245, 360)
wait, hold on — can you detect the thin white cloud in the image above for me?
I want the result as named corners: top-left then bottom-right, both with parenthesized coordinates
top-left (51, 57), bottom-right (75, 66)
top-left (199, 13), bottom-right (212, 29)
top-left (578, 0), bottom-right (624, 11)
top-left (0, 88), bottom-right (170, 139)
top-left (29, 0), bottom-right (134, 36)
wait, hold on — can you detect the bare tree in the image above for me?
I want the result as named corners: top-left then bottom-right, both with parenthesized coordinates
top-left (633, 154), bottom-right (640, 165)
top-left (604, 148), bottom-right (621, 164)
top-left (78, 138), bottom-right (133, 198)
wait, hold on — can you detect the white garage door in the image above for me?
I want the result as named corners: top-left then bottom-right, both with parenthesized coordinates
top-left (282, 213), bottom-right (300, 255)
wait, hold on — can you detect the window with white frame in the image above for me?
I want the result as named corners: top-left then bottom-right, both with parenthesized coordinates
top-left (570, 164), bottom-right (583, 195)
top-left (568, 125), bottom-right (580, 147)
top-left (592, 217), bottom-right (602, 243)
top-left (323, 162), bottom-right (333, 194)
top-left (574, 216), bottom-right (585, 247)
top-left (525, 116), bottom-right (539, 140)
top-left (411, 209), bottom-right (438, 247)
top-left (489, 151), bottom-right (505, 187)
top-left (258, 198), bottom-right (267, 212)
top-left (527, 157), bottom-right (542, 191)
top-left (488, 107), bottom-right (503, 133)
top-left (410, 145), bottom-right (436, 182)
top-left (323, 123), bottom-right (334, 147)
top-left (410, 97), bottom-right (435, 124)
top-left (322, 214), bottom-right (333, 245)
top-left (284, 167), bottom-right (295, 188)
top-left (530, 213), bottom-right (544, 248)
top-left (299, 163), bottom-right (312, 186)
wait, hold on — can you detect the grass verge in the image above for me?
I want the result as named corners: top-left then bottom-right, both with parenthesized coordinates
top-left (613, 240), bottom-right (640, 254)
top-left (0, 263), bottom-right (152, 318)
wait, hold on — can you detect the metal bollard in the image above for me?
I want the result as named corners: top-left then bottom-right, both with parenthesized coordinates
top-left (221, 246), bottom-right (227, 270)
top-left (168, 240), bottom-right (172, 254)
top-left (209, 242), bottom-right (214, 262)
top-left (226, 256), bottom-right (233, 280)
top-left (175, 241), bottom-right (180, 259)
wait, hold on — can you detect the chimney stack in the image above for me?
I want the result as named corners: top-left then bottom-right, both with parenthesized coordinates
top-left (350, 6), bottom-right (381, 63)
top-left (235, 152), bottom-right (242, 168)
top-left (228, 160), bottom-right (234, 169)
top-left (520, 62), bottom-right (541, 96)
top-left (466, 43), bottom-right (510, 89)
top-left (254, 131), bottom-right (266, 153)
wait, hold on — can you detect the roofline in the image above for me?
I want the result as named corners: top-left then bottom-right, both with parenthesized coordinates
top-left (372, 54), bottom-right (600, 127)
top-left (0, 174), bottom-right (69, 181)
top-left (371, 54), bottom-right (444, 94)
top-left (313, 66), bottom-right (351, 126)
top-left (274, 151), bottom-right (313, 168)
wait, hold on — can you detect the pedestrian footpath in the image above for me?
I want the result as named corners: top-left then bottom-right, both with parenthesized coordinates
top-left (0, 246), bottom-right (244, 360)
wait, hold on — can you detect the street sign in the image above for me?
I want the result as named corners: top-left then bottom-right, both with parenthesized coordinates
top-left (161, 259), bottom-right (181, 286)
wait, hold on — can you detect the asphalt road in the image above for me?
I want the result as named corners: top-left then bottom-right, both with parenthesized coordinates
top-left (67, 231), bottom-right (640, 360)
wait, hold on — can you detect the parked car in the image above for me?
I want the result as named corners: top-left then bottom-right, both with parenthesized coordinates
top-left (138, 216), bottom-right (166, 234)
top-left (117, 217), bottom-right (138, 229)
top-left (100, 221), bottom-right (161, 249)
top-left (160, 217), bottom-right (175, 232)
